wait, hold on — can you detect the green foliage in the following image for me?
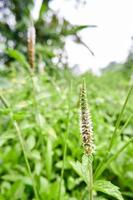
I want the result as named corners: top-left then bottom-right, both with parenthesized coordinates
top-left (0, 1), bottom-right (133, 199)
top-left (94, 180), bottom-right (124, 200)
top-left (0, 0), bottom-right (91, 71)
top-left (0, 65), bottom-right (133, 199)
top-left (6, 49), bottom-right (29, 69)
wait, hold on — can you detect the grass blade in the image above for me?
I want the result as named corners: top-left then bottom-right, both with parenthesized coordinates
top-left (107, 84), bottom-right (133, 153)
top-left (58, 81), bottom-right (72, 200)
top-left (94, 84), bottom-right (133, 179)
top-left (94, 112), bottom-right (133, 179)
top-left (0, 94), bottom-right (39, 200)
top-left (94, 137), bottom-right (133, 180)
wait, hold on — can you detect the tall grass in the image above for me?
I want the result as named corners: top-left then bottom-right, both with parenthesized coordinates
top-left (94, 83), bottom-right (133, 180)
top-left (0, 24), bottom-right (133, 200)
top-left (0, 95), bottom-right (39, 200)
top-left (76, 78), bottom-right (133, 199)
top-left (58, 81), bottom-right (72, 200)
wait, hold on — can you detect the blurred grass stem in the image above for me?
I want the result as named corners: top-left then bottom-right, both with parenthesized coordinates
top-left (58, 81), bottom-right (72, 200)
top-left (89, 164), bottom-right (93, 200)
top-left (94, 84), bottom-right (133, 180)
top-left (107, 84), bottom-right (133, 153)
top-left (0, 94), bottom-right (39, 200)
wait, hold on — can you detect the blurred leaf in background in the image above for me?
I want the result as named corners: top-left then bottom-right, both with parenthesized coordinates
top-left (0, 0), bottom-right (90, 74)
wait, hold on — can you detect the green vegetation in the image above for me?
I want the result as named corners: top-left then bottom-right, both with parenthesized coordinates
top-left (0, 61), bottom-right (133, 199)
top-left (0, 0), bottom-right (133, 199)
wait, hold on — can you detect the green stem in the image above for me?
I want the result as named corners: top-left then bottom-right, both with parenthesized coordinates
top-left (0, 94), bottom-right (39, 200)
top-left (58, 81), bottom-right (72, 200)
top-left (94, 137), bottom-right (133, 180)
top-left (89, 164), bottom-right (93, 200)
top-left (94, 84), bottom-right (133, 180)
top-left (107, 84), bottom-right (133, 153)
top-left (94, 113), bottom-right (133, 180)
top-left (29, 72), bottom-right (45, 159)
top-left (13, 121), bottom-right (39, 200)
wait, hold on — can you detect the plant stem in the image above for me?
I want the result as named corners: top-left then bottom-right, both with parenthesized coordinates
top-left (94, 113), bottom-right (133, 180)
top-left (89, 164), bottom-right (93, 200)
top-left (94, 137), bottom-right (133, 180)
top-left (94, 84), bottom-right (133, 180)
top-left (0, 94), bottom-right (39, 200)
top-left (29, 71), bottom-right (46, 159)
top-left (107, 84), bottom-right (133, 153)
top-left (58, 81), bottom-right (72, 200)
top-left (13, 121), bottom-right (39, 200)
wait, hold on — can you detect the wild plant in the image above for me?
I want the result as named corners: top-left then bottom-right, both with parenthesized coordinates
top-left (70, 79), bottom-right (133, 200)
top-left (80, 79), bottom-right (94, 200)
top-left (0, 22), bottom-right (133, 200)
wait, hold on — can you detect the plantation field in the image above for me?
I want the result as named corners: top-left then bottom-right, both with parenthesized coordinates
top-left (0, 67), bottom-right (133, 200)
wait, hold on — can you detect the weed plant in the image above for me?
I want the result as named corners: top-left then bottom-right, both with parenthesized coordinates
top-left (0, 25), bottom-right (133, 200)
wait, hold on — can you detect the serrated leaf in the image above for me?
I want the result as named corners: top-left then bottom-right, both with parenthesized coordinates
top-left (94, 180), bottom-right (124, 200)
top-left (69, 159), bottom-right (89, 184)
top-left (69, 155), bottom-right (93, 184)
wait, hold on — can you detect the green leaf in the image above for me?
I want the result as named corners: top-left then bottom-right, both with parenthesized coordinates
top-left (6, 49), bottom-right (29, 69)
top-left (30, 150), bottom-right (41, 160)
top-left (26, 135), bottom-right (36, 151)
top-left (94, 180), bottom-right (124, 200)
top-left (94, 137), bottom-right (133, 180)
top-left (70, 155), bottom-right (93, 184)
top-left (94, 197), bottom-right (108, 200)
top-left (62, 25), bottom-right (97, 36)
top-left (69, 160), bottom-right (84, 181)
top-left (0, 133), bottom-right (15, 147)
top-left (8, 181), bottom-right (24, 199)
top-left (34, 162), bottom-right (42, 176)
top-left (39, 2), bottom-right (47, 18)
top-left (67, 176), bottom-right (82, 190)
top-left (2, 174), bottom-right (32, 185)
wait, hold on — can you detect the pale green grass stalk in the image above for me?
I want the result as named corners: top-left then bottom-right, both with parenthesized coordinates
top-left (58, 81), bottom-right (72, 200)
top-left (30, 73), bottom-right (45, 129)
top-left (0, 94), bottom-right (39, 200)
top-left (94, 84), bottom-right (133, 180)
top-left (47, 75), bottom-right (62, 96)
top-left (94, 114), bottom-right (133, 180)
top-left (89, 164), bottom-right (93, 200)
top-left (117, 113), bottom-right (133, 137)
top-left (28, 70), bottom-right (46, 163)
top-left (94, 136), bottom-right (133, 180)
top-left (107, 84), bottom-right (133, 153)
